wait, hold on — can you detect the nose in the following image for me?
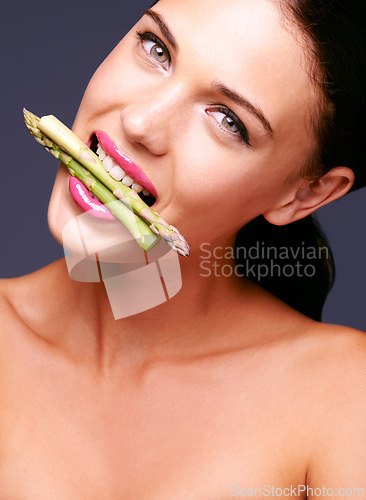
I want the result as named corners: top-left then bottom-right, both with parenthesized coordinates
top-left (120, 81), bottom-right (186, 155)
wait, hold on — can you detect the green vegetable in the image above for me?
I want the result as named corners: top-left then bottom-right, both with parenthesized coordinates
top-left (24, 109), bottom-right (190, 256)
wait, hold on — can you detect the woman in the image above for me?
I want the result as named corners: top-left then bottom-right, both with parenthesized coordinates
top-left (1, 0), bottom-right (365, 497)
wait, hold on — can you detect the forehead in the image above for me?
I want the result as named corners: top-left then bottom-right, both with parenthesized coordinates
top-left (146, 0), bottom-right (318, 141)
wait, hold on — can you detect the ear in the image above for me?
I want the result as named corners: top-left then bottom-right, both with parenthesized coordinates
top-left (263, 166), bottom-right (355, 225)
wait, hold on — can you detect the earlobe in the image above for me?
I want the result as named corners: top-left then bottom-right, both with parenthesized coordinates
top-left (263, 166), bottom-right (355, 226)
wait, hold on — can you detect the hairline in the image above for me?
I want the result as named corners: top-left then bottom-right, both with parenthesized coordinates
top-left (269, 0), bottom-right (335, 181)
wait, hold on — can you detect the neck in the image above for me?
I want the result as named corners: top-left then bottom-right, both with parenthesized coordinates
top-left (60, 235), bottom-right (266, 368)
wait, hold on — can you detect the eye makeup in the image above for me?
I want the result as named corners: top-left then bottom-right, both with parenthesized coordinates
top-left (136, 31), bottom-right (171, 69)
top-left (135, 27), bottom-right (252, 147)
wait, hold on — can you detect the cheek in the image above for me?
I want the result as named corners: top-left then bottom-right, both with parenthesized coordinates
top-left (171, 128), bottom-right (286, 223)
top-left (78, 42), bottom-right (143, 115)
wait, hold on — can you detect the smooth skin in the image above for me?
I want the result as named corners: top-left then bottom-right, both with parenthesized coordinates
top-left (1, 0), bottom-right (365, 498)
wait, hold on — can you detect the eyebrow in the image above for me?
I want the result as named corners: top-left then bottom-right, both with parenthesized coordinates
top-left (144, 10), bottom-right (179, 52)
top-left (144, 9), bottom-right (273, 137)
top-left (211, 81), bottom-right (273, 137)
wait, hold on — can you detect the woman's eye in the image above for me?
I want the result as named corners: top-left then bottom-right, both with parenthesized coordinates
top-left (136, 31), bottom-right (171, 69)
top-left (210, 111), bottom-right (239, 134)
top-left (208, 107), bottom-right (251, 146)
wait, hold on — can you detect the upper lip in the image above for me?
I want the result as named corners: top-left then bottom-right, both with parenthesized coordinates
top-left (94, 130), bottom-right (158, 200)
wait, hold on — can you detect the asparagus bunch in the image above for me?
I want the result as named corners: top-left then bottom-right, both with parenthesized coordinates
top-left (23, 109), bottom-right (190, 257)
top-left (24, 110), bottom-right (158, 252)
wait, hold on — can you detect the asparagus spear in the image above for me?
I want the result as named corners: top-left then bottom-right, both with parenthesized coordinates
top-left (24, 111), bottom-right (189, 256)
top-left (23, 109), bottom-right (190, 257)
top-left (24, 110), bottom-right (159, 252)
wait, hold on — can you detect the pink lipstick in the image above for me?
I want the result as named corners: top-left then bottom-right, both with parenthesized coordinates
top-left (69, 176), bottom-right (116, 221)
top-left (95, 130), bottom-right (158, 199)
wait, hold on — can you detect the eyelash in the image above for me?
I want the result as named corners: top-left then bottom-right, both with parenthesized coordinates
top-left (209, 106), bottom-right (251, 146)
top-left (136, 31), bottom-right (171, 67)
top-left (135, 30), bottom-right (251, 147)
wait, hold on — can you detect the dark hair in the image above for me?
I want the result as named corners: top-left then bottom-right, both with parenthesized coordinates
top-left (236, 0), bottom-right (366, 320)
top-left (234, 215), bottom-right (335, 321)
top-left (275, 0), bottom-right (366, 191)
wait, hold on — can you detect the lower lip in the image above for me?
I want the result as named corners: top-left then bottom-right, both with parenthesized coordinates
top-left (68, 176), bottom-right (117, 221)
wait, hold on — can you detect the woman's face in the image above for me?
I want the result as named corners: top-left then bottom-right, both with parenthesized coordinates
top-left (48, 0), bottom-right (318, 253)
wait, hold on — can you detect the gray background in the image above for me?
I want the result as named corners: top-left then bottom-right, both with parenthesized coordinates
top-left (1, 0), bottom-right (365, 330)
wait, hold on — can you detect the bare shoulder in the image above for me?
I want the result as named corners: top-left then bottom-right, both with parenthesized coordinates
top-left (0, 269), bottom-right (45, 325)
top-left (0, 275), bottom-right (33, 383)
top-left (298, 321), bottom-right (366, 489)
top-left (305, 320), bottom-right (366, 375)
top-left (0, 259), bottom-right (70, 342)
top-left (0, 277), bottom-right (21, 329)
top-left (296, 320), bottom-right (366, 400)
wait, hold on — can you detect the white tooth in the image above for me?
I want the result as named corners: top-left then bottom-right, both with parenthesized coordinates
top-left (109, 165), bottom-right (126, 181)
top-left (97, 145), bottom-right (106, 161)
top-left (142, 189), bottom-right (151, 196)
top-left (102, 156), bottom-right (115, 172)
top-left (132, 183), bottom-right (143, 193)
top-left (122, 176), bottom-right (134, 186)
